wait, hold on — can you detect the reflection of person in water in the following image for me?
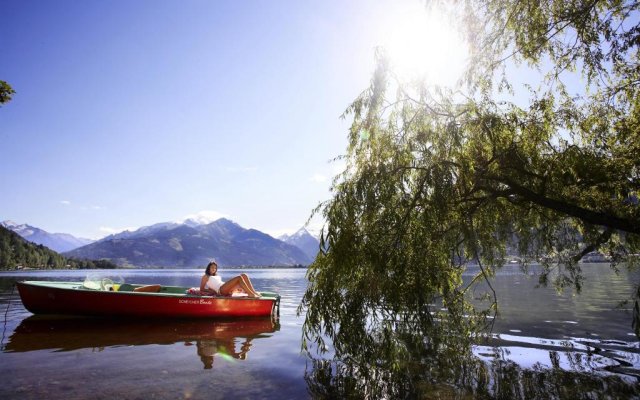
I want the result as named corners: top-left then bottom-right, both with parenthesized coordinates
top-left (197, 340), bottom-right (217, 369)
top-left (195, 338), bottom-right (253, 369)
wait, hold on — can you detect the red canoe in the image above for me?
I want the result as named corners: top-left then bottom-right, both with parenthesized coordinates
top-left (16, 280), bottom-right (280, 318)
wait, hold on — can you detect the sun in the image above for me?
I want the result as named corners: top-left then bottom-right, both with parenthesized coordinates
top-left (380, 3), bottom-right (468, 87)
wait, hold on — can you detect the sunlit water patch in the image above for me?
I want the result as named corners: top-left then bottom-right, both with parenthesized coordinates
top-left (475, 333), bottom-right (640, 379)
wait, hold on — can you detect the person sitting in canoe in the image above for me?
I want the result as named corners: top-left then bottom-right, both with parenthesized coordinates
top-left (200, 260), bottom-right (261, 297)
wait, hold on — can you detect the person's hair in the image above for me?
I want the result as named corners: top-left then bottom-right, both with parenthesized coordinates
top-left (205, 260), bottom-right (218, 276)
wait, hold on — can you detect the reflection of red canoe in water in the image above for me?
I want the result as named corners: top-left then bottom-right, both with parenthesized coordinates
top-left (5, 315), bottom-right (280, 353)
top-left (16, 281), bottom-right (280, 318)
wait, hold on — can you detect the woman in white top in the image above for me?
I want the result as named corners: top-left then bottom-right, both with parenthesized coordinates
top-left (199, 260), bottom-right (261, 297)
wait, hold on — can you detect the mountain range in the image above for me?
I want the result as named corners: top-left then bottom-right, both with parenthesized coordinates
top-left (0, 221), bottom-right (94, 253)
top-left (0, 225), bottom-right (117, 270)
top-left (2, 218), bottom-right (319, 268)
top-left (279, 228), bottom-right (320, 260)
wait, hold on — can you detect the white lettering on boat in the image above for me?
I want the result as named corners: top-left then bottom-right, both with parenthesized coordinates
top-left (178, 298), bottom-right (213, 305)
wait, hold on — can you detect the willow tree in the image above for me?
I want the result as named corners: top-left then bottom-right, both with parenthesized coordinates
top-left (300, 1), bottom-right (640, 396)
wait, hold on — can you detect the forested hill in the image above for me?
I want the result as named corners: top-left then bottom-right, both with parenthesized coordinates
top-left (0, 225), bottom-right (117, 270)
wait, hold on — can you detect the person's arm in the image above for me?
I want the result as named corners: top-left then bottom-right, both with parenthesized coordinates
top-left (200, 275), bottom-right (209, 292)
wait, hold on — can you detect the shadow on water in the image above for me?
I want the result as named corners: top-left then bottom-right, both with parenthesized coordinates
top-left (303, 322), bottom-right (640, 399)
top-left (5, 315), bottom-right (279, 370)
top-left (300, 263), bottom-right (640, 398)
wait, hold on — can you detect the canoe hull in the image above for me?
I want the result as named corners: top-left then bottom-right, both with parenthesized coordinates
top-left (17, 281), bottom-right (279, 318)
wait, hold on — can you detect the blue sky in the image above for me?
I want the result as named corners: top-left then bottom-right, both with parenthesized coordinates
top-left (2, 0), bottom-right (428, 239)
top-left (1, 0), bottom-right (492, 241)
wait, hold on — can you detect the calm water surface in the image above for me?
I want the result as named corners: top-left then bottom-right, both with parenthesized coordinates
top-left (0, 265), bottom-right (638, 399)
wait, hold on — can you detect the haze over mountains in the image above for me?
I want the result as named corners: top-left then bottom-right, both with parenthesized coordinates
top-left (2, 219), bottom-right (319, 268)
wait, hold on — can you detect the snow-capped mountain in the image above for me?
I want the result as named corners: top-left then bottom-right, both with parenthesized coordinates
top-left (65, 218), bottom-right (312, 268)
top-left (103, 222), bottom-right (181, 241)
top-left (279, 227), bottom-right (320, 260)
top-left (1, 220), bottom-right (94, 253)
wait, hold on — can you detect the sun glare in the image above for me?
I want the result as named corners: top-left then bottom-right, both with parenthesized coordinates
top-left (380, 3), bottom-right (467, 87)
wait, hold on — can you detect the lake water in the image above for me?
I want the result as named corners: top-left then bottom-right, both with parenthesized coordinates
top-left (0, 265), bottom-right (639, 399)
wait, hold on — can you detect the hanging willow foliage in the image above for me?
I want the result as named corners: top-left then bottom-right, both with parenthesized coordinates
top-left (299, 1), bottom-right (640, 397)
